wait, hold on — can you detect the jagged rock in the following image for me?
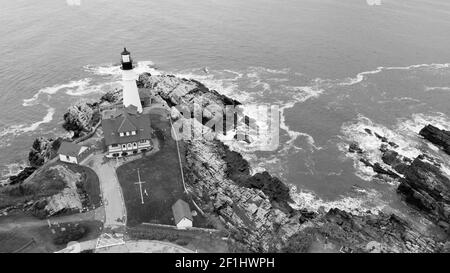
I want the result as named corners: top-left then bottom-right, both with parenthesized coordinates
top-left (398, 158), bottom-right (450, 231)
top-left (419, 124), bottom-right (450, 155)
top-left (28, 137), bottom-right (61, 167)
top-left (170, 106), bottom-right (182, 121)
top-left (137, 73), bottom-right (240, 110)
top-left (382, 150), bottom-right (409, 175)
top-left (8, 166), bottom-right (37, 185)
top-left (100, 88), bottom-right (122, 104)
top-left (348, 142), bottom-right (363, 154)
top-left (284, 208), bottom-right (443, 253)
top-left (220, 142), bottom-right (292, 208)
top-left (364, 128), bottom-right (372, 135)
top-left (359, 158), bottom-right (399, 179)
top-left (62, 100), bottom-right (95, 137)
top-left (44, 188), bottom-right (83, 217)
top-left (374, 132), bottom-right (388, 143)
top-left (30, 164), bottom-right (84, 218)
top-left (184, 138), bottom-right (301, 252)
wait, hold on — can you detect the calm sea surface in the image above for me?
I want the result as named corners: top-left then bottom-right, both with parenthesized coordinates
top-left (1, 0), bottom-right (450, 215)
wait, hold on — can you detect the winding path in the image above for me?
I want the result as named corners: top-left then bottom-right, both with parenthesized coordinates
top-left (83, 154), bottom-right (127, 231)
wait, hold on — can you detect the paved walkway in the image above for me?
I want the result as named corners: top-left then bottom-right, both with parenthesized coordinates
top-left (96, 239), bottom-right (193, 253)
top-left (58, 238), bottom-right (193, 253)
top-left (0, 208), bottom-right (103, 233)
top-left (83, 154), bottom-right (127, 231)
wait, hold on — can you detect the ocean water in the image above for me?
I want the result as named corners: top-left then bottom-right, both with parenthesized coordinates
top-left (1, 0), bottom-right (450, 216)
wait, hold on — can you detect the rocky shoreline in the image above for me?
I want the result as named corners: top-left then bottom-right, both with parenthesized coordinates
top-left (2, 71), bottom-right (449, 252)
top-left (347, 126), bottom-right (450, 237)
top-left (136, 73), bottom-right (449, 252)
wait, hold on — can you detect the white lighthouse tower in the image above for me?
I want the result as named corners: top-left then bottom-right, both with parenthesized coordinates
top-left (120, 48), bottom-right (142, 113)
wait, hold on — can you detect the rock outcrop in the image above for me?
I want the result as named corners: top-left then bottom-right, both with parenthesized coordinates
top-left (62, 100), bottom-right (98, 137)
top-left (100, 88), bottom-right (122, 104)
top-left (7, 166), bottom-right (36, 185)
top-left (397, 158), bottom-right (450, 232)
top-left (220, 143), bottom-right (292, 209)
top-left (184, 138), bottom-right (302, 252)
top-left (137, 72), bottom-right (240, 112)
top-left (419, 124), bottom-right (450, 155)
top-left (28, 137), bottom-right (61, 167)
top-left (284, 208), bottom-right (443, 253)
top-left (30, 164), bottom-right (84, 218)
top-left (140, 72), bottom-right (447, 252)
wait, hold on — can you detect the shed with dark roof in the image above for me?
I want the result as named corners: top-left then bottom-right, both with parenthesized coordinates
top-left (171, 199), bottom-right (193, 229)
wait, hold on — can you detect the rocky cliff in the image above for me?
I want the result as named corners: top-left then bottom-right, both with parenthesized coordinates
top-left (345, 124), bottom-right (450, 238)
top-left (138, 72), bottom-right (447, 252)
top-left (420, 124), bottom-right (450, 155)
top-left (62, 99), bottom-right (100, 137)
top-left (28, 137), bottom-right (62, 168)
top-left (397, 158), bottom-right (450, 232)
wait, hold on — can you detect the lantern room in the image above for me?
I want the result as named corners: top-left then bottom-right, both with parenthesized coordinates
top-left (121, 47), bottom-right (133, 70)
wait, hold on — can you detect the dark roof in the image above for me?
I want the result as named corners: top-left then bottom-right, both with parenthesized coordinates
top-left (58, 141), bottom-right (83, 157)
top-left (172, 199), bottom-right (193, 224)
top-left (121, 47), bottom-right (130, 55)
top-left (117, 112), bottom-right (137, 133)
top-left (102, 107), bottom-right (153, 146)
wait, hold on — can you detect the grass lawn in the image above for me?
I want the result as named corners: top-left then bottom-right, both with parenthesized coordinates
top-left (0, 231), bottom-right (33, 253)
top-left (117, 114), bottom-right (188, 227)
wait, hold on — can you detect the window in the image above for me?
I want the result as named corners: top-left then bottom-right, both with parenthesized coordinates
top-left (126, 132), bottom-right (130, 136)
top-left (140, 139), bottom-right (147, 143)
top-left (122, 144), bottom-right (126, 150)
top-left (66, 155), bottom-right (70, 161)
top-left (127, 143), bottom-right (132, 149)
top-left (131, 131), bottom-right (136, 135)
top-left (133, 142), bottom-right (137, 148)
top-left (111, 144), bottom-right (118, 148)
top-left (119, 132), bottom-right (124, 137)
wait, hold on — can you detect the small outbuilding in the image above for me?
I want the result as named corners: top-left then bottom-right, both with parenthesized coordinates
top-left (171, 199), bottom-right (193, 229)
top-left (58, 141), bottom-right (90, 164)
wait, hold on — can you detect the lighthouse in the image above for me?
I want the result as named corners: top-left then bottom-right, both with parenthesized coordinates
top-left (121, 48), bottom-right (142, 113)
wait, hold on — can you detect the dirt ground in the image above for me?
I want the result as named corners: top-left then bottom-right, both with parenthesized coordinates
top-left (0, 210), bottom-right (103, 253)
top-left (127, 224), bottom-right (229, 253)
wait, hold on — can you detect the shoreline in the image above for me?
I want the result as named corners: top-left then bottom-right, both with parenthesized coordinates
top-left (1, 71), bottom-right (448, 252)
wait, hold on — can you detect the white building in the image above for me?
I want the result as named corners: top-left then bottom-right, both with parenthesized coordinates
top-left (172, 199), bottom-right (193, 229)
top-left (121, 48), bottom-right (143, 113)
top-left (58, 141), bottom-right (90, 164)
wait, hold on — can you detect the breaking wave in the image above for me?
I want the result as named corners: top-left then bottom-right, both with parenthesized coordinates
top-left (0, 106), bottom-right (55, 138)
top-left (290, 185), bottom-right (388, 215)
top-left (340, 63), bottom-right (450, 86)
top-left (339, 113), bottom-right (450, 180)
top-left (23, 79), bottom-right (91, 106)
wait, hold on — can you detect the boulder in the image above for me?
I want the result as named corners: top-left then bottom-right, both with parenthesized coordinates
top-left (284, 208), bottom-right (441, 253)
top-left (100, 88), bottom-right (122, 104)
top-left (397, 158), bottom-right (450, 230)
top-left (348, 142), bottom-right (363, 154)
top-left (381, 150), bottom-right (409, 175)
top-left (419, 124), bottom-right (450, 155)
top-left (62, 100), bottom-right (95, 137)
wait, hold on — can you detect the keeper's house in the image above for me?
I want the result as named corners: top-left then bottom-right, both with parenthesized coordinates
top-left (58, 141), bottom-right (91, 164)
top-left (102, 105), bottom-right (153, 157)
